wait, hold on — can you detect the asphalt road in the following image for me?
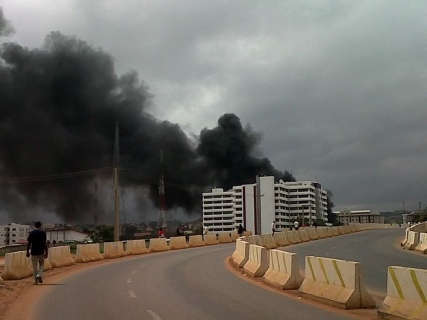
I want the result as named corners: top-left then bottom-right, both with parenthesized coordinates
top-left (35, 243), bottom-right (354, 320)
top-left (284, 228), bottom-right (427, 294)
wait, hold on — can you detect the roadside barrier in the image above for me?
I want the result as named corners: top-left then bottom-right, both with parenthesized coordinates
top-left (261, 234), bottom-right (277, 249)
top-left (337, 226), bottom-right (346, 235)
top-left (230, 231), bottom-right (239, 242)
top-left (247, 235), bottom-right (261, 246)
top-left (273, 232), bottom-right (289, 247)
top-left (48, 246), bottom-right (75, 268)
top-left (204, 234), bottom-right (219, 245)
top-left (285, 231), bottom-right (299, 244)
top-left (1, 251), bottom-right (33, 280)
top-left (404, 231), bottom-right (420, 250)
top-left (243, 231), bottom-right (253, 236)
top-left (188, 235), bottom-right (205, 248)
top-left (103, 241), bottom-right (126, 259)
top-left (330, 227), bottom-right (339, 236)
top-left (218, 233), bottom-right (232, 244)
top-left (315, 228), bottom-right (326, 239)
top-left (349, 224), bottom-right (356, 233)
top-left (299, 256), bottom-right (375, 309)
top-left (126, 240), bottom-right (149, 255)
top-left (75, 243), bottom-right (103, 263)
top-left (307, 228), bottom-right (319, 241)
top-left (298, 230), bottom-right (310, 242)
top-left (243, 244), bottom-right (268, 277)
top-left (264, 249), bottom-right (303, 290)
top-left (415, 233), bottom-right (427, 254)
top-left (232, 240), bottom-right (250, 268)
top-left (149, 238), bottom-right (170, 252)
top-left (379, 266), bottom-right (427, 320)
top-left (343, 225), bottom-right (351, 234)
top-left (169, 236), bottom-right (189, 250)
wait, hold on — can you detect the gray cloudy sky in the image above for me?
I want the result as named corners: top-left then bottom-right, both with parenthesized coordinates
top-left (2, 0), bottom-right (427, 213)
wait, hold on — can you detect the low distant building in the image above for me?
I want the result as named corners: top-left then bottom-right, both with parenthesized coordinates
top-left (44, 225), bottom-right (89, 243)
top-left (335, 210), bottom-right (384, 224)
top-left (0, 223), bottom-right (30, 245)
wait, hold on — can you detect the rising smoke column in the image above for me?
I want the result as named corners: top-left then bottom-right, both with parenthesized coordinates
top-left (0, 9), bottom-right (294, 222)
top-left (197, 113), bottom-right (295, 190)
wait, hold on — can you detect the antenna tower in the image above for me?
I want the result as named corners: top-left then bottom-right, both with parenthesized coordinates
top-left (113, 122), bottom-right (121, 241)
top-left (157, 150), bottom-right (167, 229)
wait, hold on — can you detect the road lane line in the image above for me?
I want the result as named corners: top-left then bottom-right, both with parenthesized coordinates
top-left (128, 290), bottom-right (136, 299)
top-left (138, 264), bottom-right (147, 269)
top-left (131, 270), bottom-right (137, 274)
top-left (127, 278), bottom-right (132, 284)
top-left (147, 310), bottom-right (162, 320)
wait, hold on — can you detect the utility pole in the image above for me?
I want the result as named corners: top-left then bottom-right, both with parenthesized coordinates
top-left (255, 175), bottom-right (262, 235)
top-left (113, 122), bottom-right (120, 242)
top-left (94, 182), bottom-right (98, 227)
top-left (157, 150), bottom-right (166, 229)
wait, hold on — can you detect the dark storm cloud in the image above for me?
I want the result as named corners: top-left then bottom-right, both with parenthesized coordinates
top-left (2, 1), bottom-right (427, 213)
top-left (0, 20), bottom-right (291, 222)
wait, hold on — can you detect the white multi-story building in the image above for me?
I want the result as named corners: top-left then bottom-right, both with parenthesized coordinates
top-left (0, 223), bottom-right (30, 245)
top-left (202, 176), bottom-right (328, 234)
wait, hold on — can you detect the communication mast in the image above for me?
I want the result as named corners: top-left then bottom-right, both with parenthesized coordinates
top-left (113, 122), bottom-right (121, 241)
top-left (157, 150), bottom-right (167, 229)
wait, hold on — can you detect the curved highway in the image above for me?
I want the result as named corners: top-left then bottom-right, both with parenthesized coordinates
top-left (284, 228), bottom-right (426, 294)
top-left (30, 228), bottom-right (426, 320)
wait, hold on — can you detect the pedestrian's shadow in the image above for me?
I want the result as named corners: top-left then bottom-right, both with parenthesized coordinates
top-left (40, 283), bottom-right (65, 286)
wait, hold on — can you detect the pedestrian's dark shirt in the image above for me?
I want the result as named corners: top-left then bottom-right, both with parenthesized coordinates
top-left (27, 229), bottom-right (46, 256)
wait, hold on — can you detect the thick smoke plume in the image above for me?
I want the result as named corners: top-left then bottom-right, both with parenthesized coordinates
top-left (0, 9), bottom-right (294, 223)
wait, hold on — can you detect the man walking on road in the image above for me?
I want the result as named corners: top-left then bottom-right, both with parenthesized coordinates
top-left (26, 221), bottom-right (48, 285)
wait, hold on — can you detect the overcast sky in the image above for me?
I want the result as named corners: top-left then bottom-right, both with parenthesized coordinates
top-left (2, 0), bottom-right (427, 213)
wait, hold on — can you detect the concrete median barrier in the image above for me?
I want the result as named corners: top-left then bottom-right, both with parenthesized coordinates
top-left (285, 231), bottom-right (299, 244)
top-left (315, 228), bottom-right (326, 239)
top-left (230, 231), bottom-right (239, 242)
top-left (126, 240), bottom-right (149, 255)
top-left (273, 232), bottom-right (289, 247)
top-left (48, 246), bottom-right (75, 268)
top-left (149, 238), bottom-right (170, 252)
top-left (404, 231), bottom-right (420, 250)
top-left (243, 231), bottom-right (252, 236)
top-left (330, 227), bottom-right (339, 236)
top-left (247, 235), bottom-right (261, 245)
top-left (349, 224), bottom-right (356, 233)
top-left (169, 236), bottom-right (189, 250)
top-left (307, 228), bottom-right (319, 241)
top-left (353, 224), bottom-right (362, 232)
top-left (74, 243), bottom-right (103, 263)
top-left (379, 266), bottom-right (427, 320)
top-left (232, 239), bottom-right (250, 268)
top-left (204, 234), bottom-right (219, 245)
top-left (298, 230), bottom-right (310, 242)
top-left (218, 233), bottom-right (232, 244)
top-left (299, 256), bottom-right (375, 309)
top-left (243, 244), bottom-right (268, 277)
top-left (261, 234), bottom-right (277, 249)
top-left (264, 250), bottom-right (303, 290)
top-left (337, 226), bottom-right (346, 235)
top-left (415, 233), bottom-right (427, 254)
top-left (343, 225), bottom-right (351, 234)
top-left (1, 251), bottom-right (33, 280)
top-left (188, 235), bottom-right (205, 247)
top-left (103, 241), bottom-right (126, 259)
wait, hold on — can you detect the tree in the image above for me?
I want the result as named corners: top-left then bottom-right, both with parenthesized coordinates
top-left (326, 190), bottom-right (338, 225)
top-left (92, 225), bottom-right (114, 242)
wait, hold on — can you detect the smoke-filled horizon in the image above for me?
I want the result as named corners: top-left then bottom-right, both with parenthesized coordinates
top-left (0, 10), bottom-right (295, 223)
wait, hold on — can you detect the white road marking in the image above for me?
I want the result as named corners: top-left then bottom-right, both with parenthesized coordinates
top-left (127, 278), bottom-right (132, 284)
top-left (147, 310), bottom-right (162, 320)
top-left (128, 290), bottom-right (136, 298)
top-left (131, 270), bottom-right (137, 274)
top-left (138, 264), bottom-right (147, 269)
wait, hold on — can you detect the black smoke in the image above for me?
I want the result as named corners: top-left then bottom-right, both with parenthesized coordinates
top-left (0, 9), bottom-right (294, 222)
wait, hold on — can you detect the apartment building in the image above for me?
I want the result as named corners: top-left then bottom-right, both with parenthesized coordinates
top-left (202, 176), bottom-right (328, 234)
top-left (335, 210), bottom-right (384, 224)
top-left (0, 223), bottom-right (30, 246)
